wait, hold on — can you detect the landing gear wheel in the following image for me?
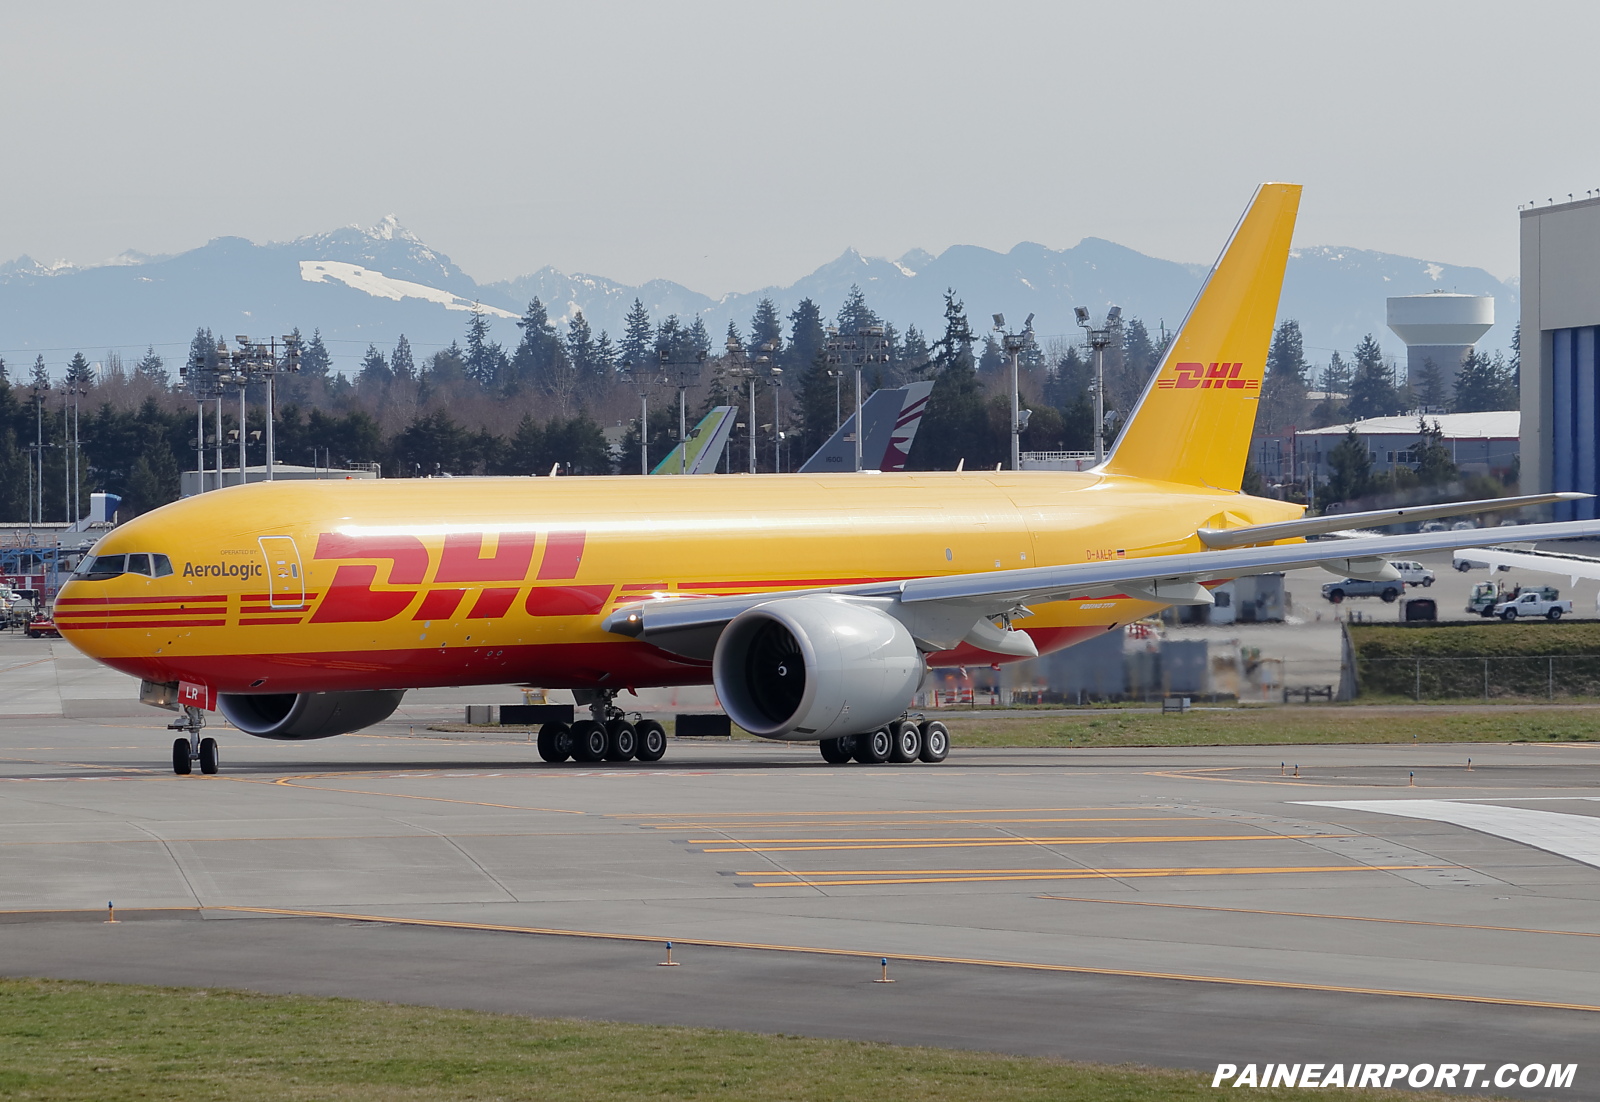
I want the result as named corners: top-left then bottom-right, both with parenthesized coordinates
top-left (854, 727), bottom-right (891, 764)
top-left (834, 734), bottom-right (857, 762)
top-left (570, 719), bottom-right (607, 762)
top-left (172, 738), bottom-right (192, 775)
top-left (918, 721), bottom-right (950, 763)
top-left (889, 721), bottom-right (922, 763)
top-left (604, 719), bottom-right (638, 761)
top-left (537, 722), bottom-right (572, 763)
top-left (198, 737), bottom-right (219, 775)
top-left (635, 720), bottom-right (667, 762)
top-left (819, 737), bottom-right (852, 764)
top-left (1548, 607), bottom-right (1563, 621)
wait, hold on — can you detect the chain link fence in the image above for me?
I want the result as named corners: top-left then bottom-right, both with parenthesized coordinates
top-left (1357, 654), bottom-right (1600, 701)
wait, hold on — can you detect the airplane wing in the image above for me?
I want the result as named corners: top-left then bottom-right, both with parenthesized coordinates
top-left (604, 518), bottom-right (1600, 659)
top-left (1455, 544), bottom-right (1600, 586)
top-left (1198, 493), bottom-right (1585, 548)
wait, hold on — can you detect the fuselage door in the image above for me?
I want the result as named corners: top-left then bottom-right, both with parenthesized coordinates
top-left (259, 536), bottom-right (305, 610)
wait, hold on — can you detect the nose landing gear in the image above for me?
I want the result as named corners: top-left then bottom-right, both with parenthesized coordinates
top-left (169, 705), bottom-right (219, 775)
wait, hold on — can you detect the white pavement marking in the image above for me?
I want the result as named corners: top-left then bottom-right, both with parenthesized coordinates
top-left (1301, 799), bottom-right (1600, 870)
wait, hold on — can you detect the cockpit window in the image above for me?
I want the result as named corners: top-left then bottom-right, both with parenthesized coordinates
top-left (76, 553), bottom-right (173, 580)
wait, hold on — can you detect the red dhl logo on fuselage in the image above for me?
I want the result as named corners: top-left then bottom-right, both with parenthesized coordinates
top-left (1155, 362), bottom-right (1257, 390)
top-left (308, 529), bottom-right (611, 624)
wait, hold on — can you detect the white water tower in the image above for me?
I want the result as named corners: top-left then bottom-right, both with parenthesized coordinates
top-left (1385, 291), bottom-right (1494, 395)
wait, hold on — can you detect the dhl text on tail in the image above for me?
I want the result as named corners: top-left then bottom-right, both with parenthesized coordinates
top-left (57, 184), bottom-right (1597, 772)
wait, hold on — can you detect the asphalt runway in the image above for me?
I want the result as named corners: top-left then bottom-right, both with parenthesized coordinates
top-left (3, 636), bottom-right (1600, 1096)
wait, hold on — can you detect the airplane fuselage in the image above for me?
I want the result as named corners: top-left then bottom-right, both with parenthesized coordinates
top-left (57, 471), bottom-right (1301, 696)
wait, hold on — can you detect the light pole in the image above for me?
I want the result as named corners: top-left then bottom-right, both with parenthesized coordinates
top-left (823, 327), bottom-right (844, 430)
top-left (993, 313), bottom-right (1036, 471)
top-left (1075, 305), bottom-right (1121, 463)
top-left (829, 325), bottom-right (888, 472)
top-left (725, 336), bottom-right (778, 473)
top-left (658, 347), bottom-right (708, 474)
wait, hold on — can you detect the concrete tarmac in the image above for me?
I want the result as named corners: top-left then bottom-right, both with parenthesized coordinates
top-left (2, 634), bottom-right (1599, 1096)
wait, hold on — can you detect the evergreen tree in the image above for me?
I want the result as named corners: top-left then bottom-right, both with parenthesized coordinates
top-left (1324, 428), bottom-right (1373, 504)
top-left (301, 329), bottom-right (332, 378)
top-left (592, 331), bottom-right (617, 384)
top-left (836, 285), bottom-right (879, 334)
top-left (750, 298), bottom-right (783, 352)
top-left (31, 354), bottom-right (51, 390)
top-left (1412, 356), bottom-right (1448, 411)
top-left (511, 297), bottom-right (564, 395)
top-left (687, 317), bottom-right (712, 356)
top-left (1510, 322), bottom-right (1521, 384)
top-left (1454, 350), bottom-right (1518, 412)
top-left (785, 298), bottom-right (827, 375)
top-left (134, 345), bottom-right (168, 387)
top-left (1409, 417), bottom-right (1458, 487)
top-left (65, 352), bottom-right (95, 388)
top-left (358, 344), bottom-right (393, 389)
top-left (620, 299), bottom-right (653, 370)
top-left (910, 291), bottom-right (995, 470)
top-left (0, 354), bottom-right (7, 384)
top-left (391, 334), bottom-right (415, 382)
top-left (503, 413), bottom-right (546, 474)
top-left (188, 327), bottom-right (217, 377)
top-left (901, 324), bottom-right (931, 374)
top-left (1346, 334), bottom-right (1398, 420)
top-left (1259, 319), bottom-right (1309, 431)
top-left (566, 311), bottom-right (595, 379)
top-left (1319, 350), bottom-right (1352, 395)
top-left (796, 348), bottom-right (840, 453)
top-left (464, 303), bottom-right (502, 387)
top-left (978, 334), bottom-right (1005, 374)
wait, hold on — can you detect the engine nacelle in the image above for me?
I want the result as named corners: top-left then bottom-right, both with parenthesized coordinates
top-left (218, 689), bottom-right (406, 740)
top-left (713, 597), bottom-right (923, 741)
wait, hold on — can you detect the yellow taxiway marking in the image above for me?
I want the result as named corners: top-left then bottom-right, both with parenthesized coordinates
top-left (737, 864), bottom-right (1451, 887)
top-left (696, 833), bottom-right (1340, 853)
top-left (657, 816), bottom-right (1217, 830)
top-left (1036, 895), bottom-right (1600, 939)
top-left (205, 905), bottom-right (1600, 1015)
top-left (618, 806), bottom-right (1173, 818)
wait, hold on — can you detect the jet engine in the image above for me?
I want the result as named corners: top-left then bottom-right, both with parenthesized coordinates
top-left (712, 597), bottom-right (923, 740)
top-left (218, 689), bottom-right (406, 740)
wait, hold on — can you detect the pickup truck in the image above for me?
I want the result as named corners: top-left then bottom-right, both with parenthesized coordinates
top-left (1322, 578), bottom-right (1403, 603)
top-left (1492, 587), bottom-right (1572, 621)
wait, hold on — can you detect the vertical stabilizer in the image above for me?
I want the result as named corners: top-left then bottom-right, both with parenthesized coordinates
top-left (799, 383), bottom-right (933, 473)
top-left (1101, 182), bottom-right (1301, 490)
top-left (651, 406), bottom-right (736, 475)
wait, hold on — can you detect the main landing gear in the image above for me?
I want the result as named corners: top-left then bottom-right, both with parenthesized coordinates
top-left (820, 718), bottom-right (949, 766)
top-left (169, 705), bottom-right (220, 776)
top-left (536, 689), bottom-right (667, 765)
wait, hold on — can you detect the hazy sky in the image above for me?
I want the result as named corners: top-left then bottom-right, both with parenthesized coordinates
top-left (4, 1), bottom-right (1596, 292)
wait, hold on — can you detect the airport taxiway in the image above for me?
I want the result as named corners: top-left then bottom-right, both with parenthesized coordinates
top-left (2, 635), bottom-right (1599, 1096)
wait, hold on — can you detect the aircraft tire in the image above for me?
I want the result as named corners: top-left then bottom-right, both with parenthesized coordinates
top-left (635, 720), bottom-right (667, 761)
top-left (854, 727), bottom-right (891, 764)
top-left (889, 721), bottom-right (921, 763)
top-left (172, 738), bottom-right (192, 776)
top-left (834, 734), bottom-right (857, 762)
top-left (199, 737), bottom-right (219, 775)
top-left (919, 721), bottom-right (950, 763)
top-left (536, 723), bottom-right (572, 763)
top-left (819, 738), bottom-right (852, 764)
top-left (570, 720), bottom-right (607, 762)
top-left (604, 719), bottom-right (638, 761)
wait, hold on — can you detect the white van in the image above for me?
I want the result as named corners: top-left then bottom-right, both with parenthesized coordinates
top-left (1389, 560), bottom-right (1435, 587)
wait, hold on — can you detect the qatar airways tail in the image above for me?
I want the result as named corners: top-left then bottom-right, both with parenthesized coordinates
top-left (797, 380), bottom-right (934, 473)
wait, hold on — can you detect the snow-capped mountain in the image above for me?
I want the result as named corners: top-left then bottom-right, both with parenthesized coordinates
top-left (0, 216), bottom-right (1517, 379)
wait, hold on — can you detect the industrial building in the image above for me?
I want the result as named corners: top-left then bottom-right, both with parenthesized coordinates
top-left (1254, 411), bottom-right (1519, 488)
top-left (1521, 195), bottom-right (1600, 520)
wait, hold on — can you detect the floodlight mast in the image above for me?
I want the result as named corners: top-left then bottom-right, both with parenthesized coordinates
top-left (994, 313), bottom-right (1035, 471)
top-left (1076, 305), bottom-right (1119, 463)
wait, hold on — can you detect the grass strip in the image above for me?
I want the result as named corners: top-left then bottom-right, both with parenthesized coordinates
top-left (0, 977), bottom-right (1458, 1102)
top-left (938, 706), bottom-right (1600, 749)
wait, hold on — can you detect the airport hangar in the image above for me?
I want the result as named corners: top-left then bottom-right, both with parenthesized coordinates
top-left (1522, 194), bottom-right (1600, 520)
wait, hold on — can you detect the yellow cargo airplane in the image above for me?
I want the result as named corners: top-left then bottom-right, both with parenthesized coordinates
top-left (57, 183), bottom-right (1594, 774)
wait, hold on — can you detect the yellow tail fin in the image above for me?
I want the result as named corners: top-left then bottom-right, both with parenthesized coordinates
top-left (1101, 182), bottom-right (1300, 490)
